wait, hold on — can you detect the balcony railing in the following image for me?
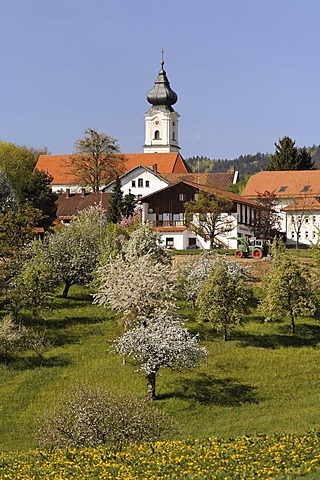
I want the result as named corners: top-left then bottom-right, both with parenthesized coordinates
top-left (151, 220), bottom-right (186, 227)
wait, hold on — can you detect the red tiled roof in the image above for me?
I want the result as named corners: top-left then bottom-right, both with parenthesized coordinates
top-left (36, 152), bottom-right (190, 185)
top-left (161, 172), bottom-right (235, 189)
top-left (56, 192), bottom-right (111, 219)
top-left (181, 181), bottom-right (258, 206)
top-left (283, 197), bottom-right (320, 211)
top-left (241, 170), bottom-right (320, 198)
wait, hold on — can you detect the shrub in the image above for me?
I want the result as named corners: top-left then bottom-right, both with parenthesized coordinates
top-left (37, 385), bottom-right (177, 448)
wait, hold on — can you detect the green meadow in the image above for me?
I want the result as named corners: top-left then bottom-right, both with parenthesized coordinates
top-left (1, 275), bottom-right (320, 452)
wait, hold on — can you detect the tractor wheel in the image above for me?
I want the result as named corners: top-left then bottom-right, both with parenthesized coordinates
top-left (235, 250), bottom-right (243, 258)
top-left (252, 248), bottom-right (263, 259)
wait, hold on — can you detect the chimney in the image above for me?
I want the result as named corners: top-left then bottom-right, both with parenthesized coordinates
top-left (152, 164), bottom-right (158, 173)
top-left (66, 188), bottom-right (70, 198)
top-left (228, 165), bottom-right (235, 174)
top-left (81, 187), bottom-right (86, 197)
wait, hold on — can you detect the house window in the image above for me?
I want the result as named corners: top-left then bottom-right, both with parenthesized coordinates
top-left (138, 179), bottom-right (143, 187)
top-left (313, 216), bottom-right (317, 223)
top-left (158, 214), bottom-right (163, 221)
top-left (172, 131), bottom-right (175, 141)
top-left (305, 231), bottom-right (309, 239)
top-left (278, 186), bottom-right (287, 192)
top-left (301, 185), bottom-right (310, 192)
top-left (154, 130), bottom-right (160, 140)
top-left (305, 217), bottom-right (309, 223)
top-left (179, 193), bottom-right (186, 201)
top-left (291, 232), bottom-right (295, 239)
top-left (313, 231), bottom-right (317, 239)
top-left (166, 237), bottom-right (174, 249)
top-left (132, 180), bottom-right (136, 187)
top-left (193, 193), bottom-right (199, 201)
top-left (145, 180), bottom-right (150, 187)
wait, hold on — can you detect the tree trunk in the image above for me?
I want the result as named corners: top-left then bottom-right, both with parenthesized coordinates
top-left (290, 310), bottom-right (295, 334)
top-left (62, 280), bottom-right (72, 298)
top-left (146, 371), bottom-right (157, 401)
top-left (223, 324), bottom-right (228, 342)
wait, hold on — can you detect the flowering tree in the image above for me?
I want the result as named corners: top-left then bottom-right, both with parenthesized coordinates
top-left (114, 311), bottom-right (207, 400)
top-left (37, 385), bottom-right (176, 448)
top-left (0, 315), bottom-right (27, 364)
top-left (93, 253), bottom-right (174, 327)
top-left (176, 254), bottom-right (215, 307)
top-left (197, 257), bottom-right (252, 341)
top-left (124, 221), bottom-right (171, 264)
top-left (46, 206), bottom-right (106, 297)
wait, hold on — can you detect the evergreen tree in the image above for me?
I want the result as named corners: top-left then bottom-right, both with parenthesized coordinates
top-left (298, 147), bottom-right (314, 170)
top-left (268, 136), bottom-right (314, 171)
top-left (21, 170), bottom-right (58, 230)
top-left (107, 176), bottom-right (123, 224)
top-left (122, 190), bottom-right (136, 218)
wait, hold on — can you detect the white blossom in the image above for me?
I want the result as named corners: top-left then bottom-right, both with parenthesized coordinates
top-left (114, 312), bottom-right (207, 376)
top-left (93, 253), bottom-right (175, 325)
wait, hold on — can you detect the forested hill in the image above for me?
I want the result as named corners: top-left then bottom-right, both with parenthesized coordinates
top-left (185, 144), bottom-right (320, 176)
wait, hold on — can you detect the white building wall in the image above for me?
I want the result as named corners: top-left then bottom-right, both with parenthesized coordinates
top-left (144, 109), bottom-right (180, 153)
top-left (103, 167), bottom-right (169, 198)
top-left (286, 211), bottom-right (320, 246)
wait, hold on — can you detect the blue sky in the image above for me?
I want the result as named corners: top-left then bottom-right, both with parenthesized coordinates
top-left (0, 0), bottom-right (319, 159)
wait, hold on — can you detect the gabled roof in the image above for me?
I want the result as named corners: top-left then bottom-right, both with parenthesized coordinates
top-left (36, 152), bottom-right (190, 186)
top-left (241, 170), bottom-right (320, 198)
top-left (283, 197), bottom-right (320, 211)
top-left (161, 171), bottom-right (236, 189)
top-left (102, 164), bottom-right (170, 190)
top-left (56, 192), bottom-right (111, 219)
top-left (141, 180), bottom-right (257, 207)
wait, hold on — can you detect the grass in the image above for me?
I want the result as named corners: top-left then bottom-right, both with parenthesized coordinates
top-left (1, 281), bottom-right (320, 452)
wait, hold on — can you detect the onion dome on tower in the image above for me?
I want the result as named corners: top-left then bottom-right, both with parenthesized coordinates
top-left (147, 60), bottom-right (178, 110)
top-left (144, 54), bottom-right (180, 154)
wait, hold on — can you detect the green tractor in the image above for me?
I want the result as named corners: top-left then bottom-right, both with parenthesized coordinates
top-left (235, 238), bottom-right (269, 259)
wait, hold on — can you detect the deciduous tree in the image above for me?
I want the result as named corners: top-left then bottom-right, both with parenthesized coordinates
top-left (176, 253), bottom-right (215, 307)
top-left (197, 257), bottom-right (251, 341)
top-left (184, 191), bottom-right (233, 249)
top-left (114, 311), bottom-right (207, 400)
top-left (93, 252), bottom-right (174, 327)
top-left (0, 171), bottom-right (16, 211)
top-left (9, 240), bottom-right (56, 321)
top-left (0, 142), bottom-right (36, 202)
top-left (45, 206), bottom-right (105, 297)
top-left (68, 128), bottom-right (125, 192)
top-left (259, 252), bottom-right (317, 334)
top-left (253, 190), bottom-right (280, 239)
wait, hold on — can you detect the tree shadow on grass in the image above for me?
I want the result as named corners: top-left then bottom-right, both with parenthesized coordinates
top-left (41, 315), bottom-right (106, 329)
top-left (158, 373), bottom-right (260, 406)
top-left (233, 323), bottom-right (320, 349)
top-left (4, 353), bottom-right (72, 371)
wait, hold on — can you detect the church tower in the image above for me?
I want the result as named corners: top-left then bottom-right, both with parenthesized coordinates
top-left (144, 56), bottom-right (180, 153)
